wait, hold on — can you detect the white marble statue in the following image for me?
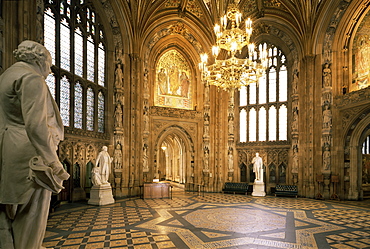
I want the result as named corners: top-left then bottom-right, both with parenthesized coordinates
top-left (94, 146), bottom-right (112, 185)
top-left (0, 40), bottom-right (70, 249)
top-left (89, 146), bottom-right (115, 206)
top-left (252, 153), bottom-right (263, 182)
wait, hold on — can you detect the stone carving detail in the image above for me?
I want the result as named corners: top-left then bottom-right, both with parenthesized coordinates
top-left (151, 106), bottom-right (200, 119)
top-left (113, 143), bottom-right (123, 169)
top-left (340, 107), bottom-right (363, 130)
top-left (143, 144), bottom-right (149, 172)
top-left (36, 0), bottom-right (44, 44)
top-left (74, 143), bottom-right (85, 162)
top-left (292, 142), bottom-right (298, 174)
top-left (147, 22), bottom-right (203, 55)
top-left (292, 100), bottom-right (298, 132)
top-left (323, 104), bottom-right (332, 130)
top-left (203, 146), bottom-right (210, 171)
top-left (115, 62), bottom-right (124, 89)
top-left (323, 144), bottom-right (331, 170)
top-left (264, 0), bottom-right (282, 8)
top-left (335, 87), bottom-right (370, 109)
top-left (242, 0), bottom-right (258, 13)
top-left (238, 151), bottom-right (247, 165)
top-left (227, 91), bottom-right (235, 178)
top-left (322, 60), bottom-right (333, 173)
top-left (290, 51), bottom-right (299, 182)
top-left (86, 145), bottom-right (96, 162)
top-left (114, 103), bottom-right (123, 127)
top-left (59, 141), bottom-right (73, 162)
top-left (323, 63), bottom-right (332, 87)
top-left (63, 126), bottom-right (109, 140)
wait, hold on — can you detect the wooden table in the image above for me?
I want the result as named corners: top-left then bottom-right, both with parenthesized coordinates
top-left (143, 182), bottom-right (171, 199)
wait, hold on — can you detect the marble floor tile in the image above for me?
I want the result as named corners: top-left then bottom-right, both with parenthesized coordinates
top-left (43, 186), bottom-right (370, 249)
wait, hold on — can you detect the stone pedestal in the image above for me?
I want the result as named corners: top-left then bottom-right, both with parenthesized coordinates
top-left (252, 181), bottom-right (266, 197)
top-left (88, 183), bottom-right (115, 205)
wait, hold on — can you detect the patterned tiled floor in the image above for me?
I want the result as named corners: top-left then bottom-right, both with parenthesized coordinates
top-left (43, 186), bottom-right (370, 249)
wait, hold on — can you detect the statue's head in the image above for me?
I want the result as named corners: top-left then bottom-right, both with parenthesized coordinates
top-left (256, 152), bottom-right (259, 157)
top-left (102, 146), bottom-right (108, 151)
top-left (13, 40), bottom-right (52, 78)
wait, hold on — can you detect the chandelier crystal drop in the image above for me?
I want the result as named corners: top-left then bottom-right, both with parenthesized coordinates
top-left (199, 3), bottom-right (268, 91)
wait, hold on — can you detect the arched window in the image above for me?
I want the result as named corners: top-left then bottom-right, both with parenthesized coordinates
top-left (44, 0), bottom-right (106, 133)
top-left (239, 43), bottom-right (288, 143)
top-left (86, 87), bottom-right (94, 131)
top-left (74, 82), bottom-right (83, 129)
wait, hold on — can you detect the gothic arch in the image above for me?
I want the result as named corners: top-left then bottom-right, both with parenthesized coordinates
top-left (153, 125), bottom-right (195, 186)
top-left (345, 110), bottom-right (370, 200)
top-left (331, 0), bottom-right (369, 94)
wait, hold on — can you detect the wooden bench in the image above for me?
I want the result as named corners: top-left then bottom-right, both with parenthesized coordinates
top-left (222, 182), bottom-right (249, 195)
top-left (275, 184), bottom-right (298, 198)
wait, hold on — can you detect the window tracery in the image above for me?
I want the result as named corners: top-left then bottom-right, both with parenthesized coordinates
top-left (44, 0), bottom-right (106, 133)
top-left (239, 43), bottom-right (288, 143)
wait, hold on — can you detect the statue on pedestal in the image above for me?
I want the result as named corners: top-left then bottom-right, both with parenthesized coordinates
top-left (93, 146), bottom-right (112, 185)
top-left (89, 146), bottom-right (115, 205)
top-left (252, 152), bottom-right (263, 182)
top-left (251, 152), bottom-right (266, 197)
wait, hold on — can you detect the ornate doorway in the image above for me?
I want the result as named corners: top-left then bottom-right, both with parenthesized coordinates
top-left (346, 113), bottom-right (370, 200)
top-left (155, 126), bottom-right (194, 186)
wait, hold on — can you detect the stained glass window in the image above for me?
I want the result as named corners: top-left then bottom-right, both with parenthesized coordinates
top-left (60, 18), bottom-right (70, 71)
top-left (74, 82), bottom-right (83, 129)
top-left (44, 0), bottom-right (107, 135)
top-left (44, 8), bottom-right (55, 64)
top-left (60, 76), bottom-right (70, 126)
top-left (98, 42), bottom-right (105, 86)
top-left (239, 43), bottom-right (288, 142)
top-left (98, 92), bottom-right (104, 133)
top-left (87, 36), bottom-right (95, 82)
top-left (86, 88), bottom-right (94, 131)
top-left (74, 28), bottom-right (83, 77)
top-left (45, 74), bottom-right (56, 99)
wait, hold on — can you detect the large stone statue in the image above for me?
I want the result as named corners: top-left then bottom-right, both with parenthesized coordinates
top-left (89, 145), bottom-right (115, 206)
top-left (94, 146), bottom-right (112, 185)
top-left (251, 152), bottom-right (266, 196)
top-left (252, 152), bottom-right (263, 182)
top-left (0, 40), bottom-right (70, 249)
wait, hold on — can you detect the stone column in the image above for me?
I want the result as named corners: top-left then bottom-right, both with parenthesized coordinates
top-left (227, 90), bottom-right (235, 182)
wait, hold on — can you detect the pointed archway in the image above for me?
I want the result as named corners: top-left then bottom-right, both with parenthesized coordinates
top-left (346, 112), bottom-right (370, 200)
top-left (154, 125), bottom-right (195, 188)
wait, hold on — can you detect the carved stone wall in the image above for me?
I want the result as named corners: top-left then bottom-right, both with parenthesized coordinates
top-left (59, 139), bottom-right (113, 201)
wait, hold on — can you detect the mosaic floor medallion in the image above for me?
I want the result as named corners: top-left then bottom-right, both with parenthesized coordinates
top-left (184, 207), bottom-right (286, 233)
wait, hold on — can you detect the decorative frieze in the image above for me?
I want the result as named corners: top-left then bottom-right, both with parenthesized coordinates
top-left (151, 106), bottom-right (201, 119)
top-left (64, 127), bottom-right (110, 140)
top-left (334, 87), bottom-right (370, 109)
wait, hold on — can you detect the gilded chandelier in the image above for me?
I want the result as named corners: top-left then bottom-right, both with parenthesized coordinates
top-left (199, 4), bottom-right (267, 91)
